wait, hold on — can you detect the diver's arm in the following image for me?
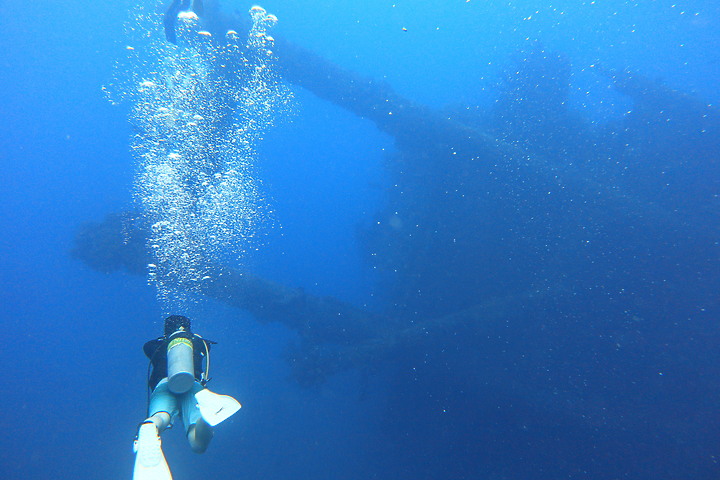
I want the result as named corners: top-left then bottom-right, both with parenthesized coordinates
top-left (143, 338), bottom-right (163, 359)
top-left (192, 335), bottom-right (215, 384)
top-left (194, 335), bottom-right (215, 364)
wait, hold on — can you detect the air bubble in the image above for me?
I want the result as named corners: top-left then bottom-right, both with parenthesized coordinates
top-left (106, 3), bottom-right (293, 311)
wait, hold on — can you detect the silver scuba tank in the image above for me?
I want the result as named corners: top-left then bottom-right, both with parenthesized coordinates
top-left (167, 331), bottom-right (195, 394)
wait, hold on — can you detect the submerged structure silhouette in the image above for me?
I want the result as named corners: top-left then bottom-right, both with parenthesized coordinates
top-left (75, 8), bottom-right (720, 479)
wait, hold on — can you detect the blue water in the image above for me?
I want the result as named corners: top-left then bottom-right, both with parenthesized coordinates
top-left (1, 1), bottom-right (719, 479)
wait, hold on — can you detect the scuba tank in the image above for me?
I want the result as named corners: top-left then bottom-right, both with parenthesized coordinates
top-left (166, 329), bottom-right (195, 394)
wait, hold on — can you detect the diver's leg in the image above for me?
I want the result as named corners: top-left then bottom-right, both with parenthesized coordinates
top-left (134, 379), bottom-right (176, 480)
top-left (145, 411), bottom-right (172, 432)
top-left (187, 417), bottom-right (214, 453)
top-left (181, 382), bottom-right (214, 453)
top-left (163, 0), bottom-right (184, 44)
top-left (146, 378), bottom-right (179, 433)
top-left (192, 0), bottom-right (204, 16)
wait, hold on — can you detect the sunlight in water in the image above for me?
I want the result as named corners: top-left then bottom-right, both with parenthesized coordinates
top-left (106, 3), bottom-right (293, 311)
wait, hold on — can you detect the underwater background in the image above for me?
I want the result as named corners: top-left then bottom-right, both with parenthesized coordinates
top-left (1, 1), bottom-right (719, 479)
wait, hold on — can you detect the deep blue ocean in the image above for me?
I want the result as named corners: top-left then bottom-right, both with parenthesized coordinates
top-left (1, 1), bottom-right (719, 479)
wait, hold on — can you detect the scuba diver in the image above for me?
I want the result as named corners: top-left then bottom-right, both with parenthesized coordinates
top-left (133, 315), bottom-right (241, 480)
top-left (164, 0), bottom-right (204, 44)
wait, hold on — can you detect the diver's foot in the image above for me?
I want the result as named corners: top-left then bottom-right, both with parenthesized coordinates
top-left (134, 422), bottom-right (163, 464)
top-left (133, 422), bottom-right (172, 480)
top-left (188, 418), bottom-right (214, 453)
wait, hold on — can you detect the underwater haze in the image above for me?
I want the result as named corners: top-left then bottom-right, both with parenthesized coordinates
top-left (1, 1), bottom-right (719, 479)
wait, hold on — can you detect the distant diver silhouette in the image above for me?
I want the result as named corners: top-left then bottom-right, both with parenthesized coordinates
top-left (164, 0), bottom-right (204, 44)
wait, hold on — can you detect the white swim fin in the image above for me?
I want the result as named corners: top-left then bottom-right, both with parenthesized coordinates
top-left (133, 422), bottom-right (173, 480)
top-left (195, 389), bottom-right (242, 427)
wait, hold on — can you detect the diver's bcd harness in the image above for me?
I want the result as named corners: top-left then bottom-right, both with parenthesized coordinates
top-left (146, 328), bottom-right (214, 406)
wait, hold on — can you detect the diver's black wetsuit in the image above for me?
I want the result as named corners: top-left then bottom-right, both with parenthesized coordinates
top-left (143, 335), bottom-right (214, 390)
top-left (164, 0), bottom-right (204, 44)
